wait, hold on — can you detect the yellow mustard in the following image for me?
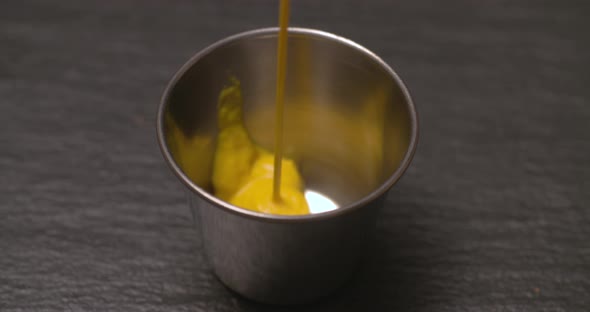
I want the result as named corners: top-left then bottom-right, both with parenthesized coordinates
top-left (211, 78), bottom-right (309, 215)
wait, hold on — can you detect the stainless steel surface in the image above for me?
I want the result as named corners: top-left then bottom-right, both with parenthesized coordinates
top-left (157, 28), bottom-right (418, 304)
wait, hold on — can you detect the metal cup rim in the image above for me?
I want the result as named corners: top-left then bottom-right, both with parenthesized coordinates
top-left (156, 27), bottom-right (419, 223)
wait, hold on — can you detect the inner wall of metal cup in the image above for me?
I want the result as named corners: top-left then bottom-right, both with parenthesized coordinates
top-left (162, 29), bottom-right (413, 211)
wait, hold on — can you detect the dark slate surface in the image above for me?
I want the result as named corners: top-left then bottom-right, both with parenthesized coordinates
top-left (1, 0), bottom-right (588, 311)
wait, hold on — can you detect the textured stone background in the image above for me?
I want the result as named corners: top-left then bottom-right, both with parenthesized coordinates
top-left (1, 0), bottom-right (588, 311)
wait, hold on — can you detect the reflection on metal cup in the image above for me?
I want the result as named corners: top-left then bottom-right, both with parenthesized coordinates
top-left (157, 28), bottom-right (418, 304)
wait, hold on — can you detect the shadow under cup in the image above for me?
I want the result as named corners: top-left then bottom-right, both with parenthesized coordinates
top-left (157, 28), bottom-right (418, 304)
